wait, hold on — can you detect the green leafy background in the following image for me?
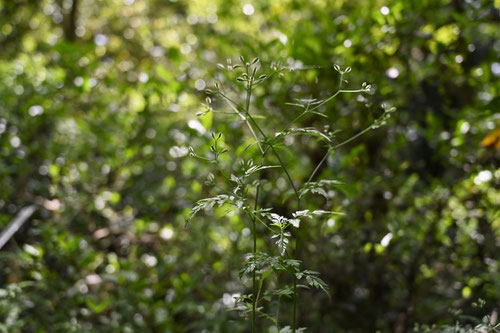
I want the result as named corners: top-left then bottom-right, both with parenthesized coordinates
top-left (0, 0), bottom-right (499, 331)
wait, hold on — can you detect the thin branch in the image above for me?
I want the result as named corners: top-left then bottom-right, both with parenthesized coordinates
top-left (0, 205), bottom-right (37, 250)
top-left (247, 114), bottom-right (300, 202)
top-left (217, 91), bottom-right (265, 154)
top-left (306, 125), bottom-right (373, 183)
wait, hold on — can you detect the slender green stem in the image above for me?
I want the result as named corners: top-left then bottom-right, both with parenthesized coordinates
top-left (306, 125), bottom-right (374, 183)
top-left (332, 125), bottom-right (373, 150)
top-left (247, 114), bottom-right (300, 202)
top-left (251, 183), bottom-right (260, 333)
top-left (252, 216), bottom-right (256, 333)
top-left (276, 294), bottom-right (281, 330)
top-left (256, 273), bottom-right (265, 306)
top-left (292, 195), bottom-right (302, 333)
top-left (216, 89), bottom-right (243, 110)
top-left (243, 199), bottom-right (278, 235)
top-left (307, 90), bottom-right (341, 113)
top-left (253, 69), bottom-right (280, 87)
top-left (245, 66), bottom-right (253, 117)
top-left (338, 89), bottom-right (366, 93)
top-left (217, 90), bottom-right (264, 154)
top-left (260, 108), bottom-right (309, 157)
top-left (292, 275), bottom-right (297, 332)
top-left (307, 149), bottom-right (330, 184)
top-left (302, 72), bottom-right (343, 114)
top-left (286, 108), bottom-right (309, 130)
top-left (215, 163), bottom-right (232, 184)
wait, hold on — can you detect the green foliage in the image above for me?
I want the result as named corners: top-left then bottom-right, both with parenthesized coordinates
top-left (0, 0), bottom-right (499, 331)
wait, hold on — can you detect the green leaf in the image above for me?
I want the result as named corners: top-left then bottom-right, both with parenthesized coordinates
top-left (85, 298), bottom-right (111, 314)
top-left (186, 195), bottom-right (242, 227)
top-left (274, 127), bottom-right (332, 143)
top-left (299, 179), bottom-right (345, 199)
top-left (272, 231), bottom-right (290, 256)
top-left (292, 209), bottom-right (344, 219)
top-left (298, 270), bottom-right (330, 299)
top-left (245, 164), bottom-right (281, 176)
top-left (273, 287), bottom-right (294, 298)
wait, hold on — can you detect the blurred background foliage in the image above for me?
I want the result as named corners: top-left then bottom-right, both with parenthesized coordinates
top-left (0, 0), bottom-right (499, 332)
